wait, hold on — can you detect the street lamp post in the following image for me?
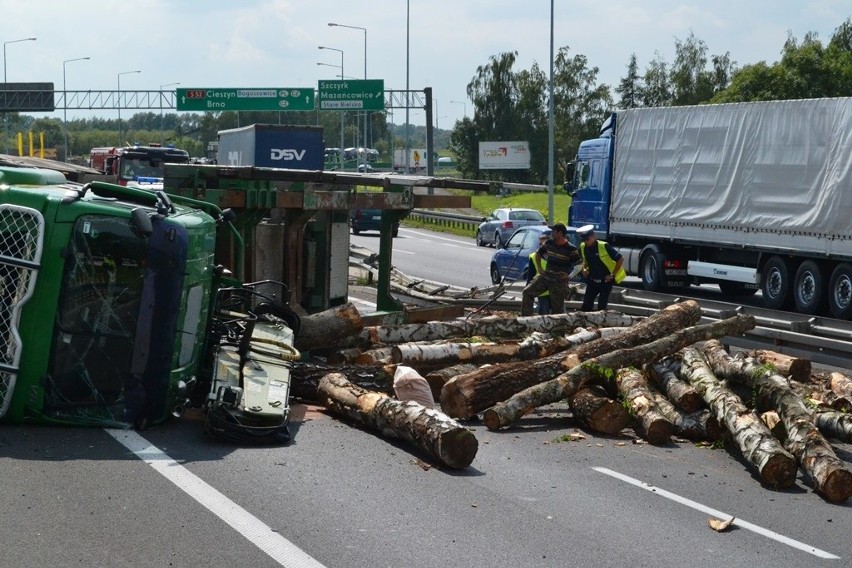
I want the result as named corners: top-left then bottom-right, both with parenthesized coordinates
top-left (159, 82), bottom-right (179, 144)
top-left (328, 22), bottom-right (368, 161)
top-left (117, 70), bottom-right (141, 146)
top-left (318, 46), bottom-right (345, 170)
top-left (405, 0), bottom-right (410, 173)
top-left (450, 100), bottom-right (467, 120)
top-left (62, 56), bottom-right (90, 161)
top-left (3, 36), bottom-right (37, 154)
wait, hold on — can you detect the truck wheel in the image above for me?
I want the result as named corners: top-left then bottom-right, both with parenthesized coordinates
top-left (476, 230), bottom-right (486, 247)
top-left (828, 263), bottom-right (852, 319)
top-left (490, 263), bottom-right (502, 285)
top-left (640, 250), bottom-right (666, 291)
top-left (761, 256), bottom-right (793, 310)
top-left (793, 260), bottom-right (827, 315)
top-left (719, 281), bottom-right (759, 297)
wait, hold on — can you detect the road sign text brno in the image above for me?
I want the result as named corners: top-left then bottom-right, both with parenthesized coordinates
top-left (318, 80), bottom-right (385, 111)
top-left (175, 88), bottom-right (315, 111)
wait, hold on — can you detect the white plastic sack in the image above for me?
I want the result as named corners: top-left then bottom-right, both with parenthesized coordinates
top-left (393, 365), bottom-right (436, 409)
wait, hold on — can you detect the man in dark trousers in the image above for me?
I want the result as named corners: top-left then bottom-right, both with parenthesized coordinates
top-left (577, 224), bottom-right (626, 311)
top-left (521, 223), bottom-right (581, 316)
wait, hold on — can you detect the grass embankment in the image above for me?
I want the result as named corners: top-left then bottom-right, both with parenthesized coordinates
top-left (404, 192), bottom-right (573, 239)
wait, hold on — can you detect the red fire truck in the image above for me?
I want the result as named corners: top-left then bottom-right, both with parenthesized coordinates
top-left (89, 144), bottom-right (190, 189)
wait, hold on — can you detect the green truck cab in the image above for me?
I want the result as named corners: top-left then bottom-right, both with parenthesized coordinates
top-left (0, 165), bottom-right (217, 428)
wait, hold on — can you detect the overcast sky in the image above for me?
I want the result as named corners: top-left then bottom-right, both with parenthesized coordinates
top-left (3, 0), bottom-right (848, 126)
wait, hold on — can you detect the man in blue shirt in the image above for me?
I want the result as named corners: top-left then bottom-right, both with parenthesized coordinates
top-left (578, 225), bottom-right (625, 311)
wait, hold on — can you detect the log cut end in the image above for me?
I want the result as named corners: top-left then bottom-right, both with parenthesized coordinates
top-left (759, 453), bottom-right (799, 489)
top-left (437, 429), bottom-right (479, 469)
top-left (643, 418), bottom-right (676, 446)
top-left (817, 468), bottom-right (852, 504)
top-left (440, 377), bottom-right (474, 419)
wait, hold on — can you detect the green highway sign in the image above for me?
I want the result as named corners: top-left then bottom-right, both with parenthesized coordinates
top-left (317, 79), bottom-right (385, 111)
top-left (175, 88), bottom-right (315, 111)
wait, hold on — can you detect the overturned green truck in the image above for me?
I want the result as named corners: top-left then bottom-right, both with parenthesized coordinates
top-left (0, 165), bottom-right (299, 442)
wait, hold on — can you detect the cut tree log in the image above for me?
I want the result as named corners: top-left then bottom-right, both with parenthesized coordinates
top-left (442, 301), bottom-right (703, 419)
top-left (760, 411), bottom-right (786, 441)
top-left (317, 372), bottom-right (478, 469)
top-left (295, 302), bottom-right (364, 352)
top-left (702, 340), bottom-right (852, 503)
top-left (358, 311), bottom-right (643, 347)
top-left (649, 388), bottom-right (721, 442)
top-left (355, 346), bottom-right (395, 365)
top-left (751, 350), bottom-right (811, 382)
top-left (424, 364), bottom-right (478, 402)
top-left (677, 347), bottom-right (797, 489)
top-left (813, 411), bottom-right (852, 443)
top-left (392, 341), bottom-right (521, 367)
top-left (649, 361), bottom-right (703, 413)
top-left (482, 314), bottom-right (756, 431)
top-left (828, 371), bottom-right (852, 398)
top-left (570, 384), bottom-right (630, 435)
top-left (616, 368), bottom-right (675, 445)
top-left (290, 361), bottom-right (396, 401)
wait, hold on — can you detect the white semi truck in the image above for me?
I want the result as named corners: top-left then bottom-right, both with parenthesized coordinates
top-left (568, 98), bottom-right (852, 319)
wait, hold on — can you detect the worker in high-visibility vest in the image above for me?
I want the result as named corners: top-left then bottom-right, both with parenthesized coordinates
top-left (578, 224), bottom-right (626, 311)
top-left (525, 232), bottom-right (552, 314)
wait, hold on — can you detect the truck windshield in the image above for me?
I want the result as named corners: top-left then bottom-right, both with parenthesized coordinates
top-left (120, 157), bottom-right (161, 181)
top-left (45, 215), bottom-right (146, 425)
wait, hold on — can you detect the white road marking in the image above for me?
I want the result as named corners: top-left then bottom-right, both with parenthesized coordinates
top-left (106, 429), bottom-right (326, 568)
top-left (397, 227), bottom-right (477, 246)
top-left (393, 249), bottom-right (416, 255)
top-left (593, 467), bottom-right (839, 560)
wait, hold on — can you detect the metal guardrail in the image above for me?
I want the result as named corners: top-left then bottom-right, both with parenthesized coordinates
top-left (407, 209), bottom-right (482, 233)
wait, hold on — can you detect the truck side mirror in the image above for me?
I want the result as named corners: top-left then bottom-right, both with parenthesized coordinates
top-left (130, 207), bottom-right (153, 238)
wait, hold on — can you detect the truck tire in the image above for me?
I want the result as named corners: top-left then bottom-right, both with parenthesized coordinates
top-left (793, 260), bottom-right (827, 315)
top-left (718, 281), bottom-right (759, 297)
top-left (490, 263), bottom-right (502, 285)
top-left (476, 230), bottom-right (486, 247)
top-left (828, 263), bottom-right (852, 320)
top-left (640, 250), bottom-right (667, 292)
top-left (761, 256), bottom-right (793, 310)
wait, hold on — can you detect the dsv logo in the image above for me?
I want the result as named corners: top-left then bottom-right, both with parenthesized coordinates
top-left (270, 148), bottom-right (307, 161)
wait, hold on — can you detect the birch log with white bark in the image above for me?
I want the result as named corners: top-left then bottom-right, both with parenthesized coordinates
top-left (702, 340), bottom-right (852, 502)
top-left (813, 411), bottom-right (852, 443)
top-left (482, 314), bottom-right (756, 431)
top-left (295, 302), bottom-right (364, 352)
top-left (317, 372), bottom-right (478, 469)
top-left (678, 347), bottom-right (798, 489)
top-left (442, 301), bottom-right (703, 419)
top-left (358, 311), bottom-right (643, 346)
top-left (649, 361), bottom-right (703, 413)
top-left (649, 388), bottom-right (721, 442)
top-left (616, 368), bottom-right (675, 445)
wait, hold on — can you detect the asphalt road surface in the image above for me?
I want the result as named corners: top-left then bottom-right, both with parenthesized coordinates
top-left (1, 226), bottom-right (850, 567)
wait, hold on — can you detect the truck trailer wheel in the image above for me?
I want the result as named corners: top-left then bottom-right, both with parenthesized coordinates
top-left (793, 260), bottom-right (827, 315)
top-left (828, 263), bottom-right (852, 319)
top-left (640, 249), bottom-right (667, 292)
top-left (761, 256), bottom-right (793, 310)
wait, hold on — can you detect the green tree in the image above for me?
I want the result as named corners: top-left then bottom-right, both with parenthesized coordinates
top-left (616, 53), bottom-right (644, 109)
top-left (642, 52), bottom-right (672, 107)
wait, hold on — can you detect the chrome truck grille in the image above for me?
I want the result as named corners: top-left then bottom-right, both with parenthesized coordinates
top-left (0, 205), bottom-right (44, 417)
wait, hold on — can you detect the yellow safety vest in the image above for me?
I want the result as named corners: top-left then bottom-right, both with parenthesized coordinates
top-left (580, 240), bottom-right (626, 284)
top-left (529, 251), bottom-right (549, 297)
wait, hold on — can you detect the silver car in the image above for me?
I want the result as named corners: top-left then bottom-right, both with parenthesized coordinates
top-left (475, 208), bottom-right (548, 248)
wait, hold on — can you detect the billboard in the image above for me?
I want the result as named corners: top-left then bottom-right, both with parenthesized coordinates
top-left (478, 141), bottom-right (530, 170)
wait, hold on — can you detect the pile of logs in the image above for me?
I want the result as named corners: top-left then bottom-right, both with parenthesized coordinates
top-left (291, 301), bottom-right (852, 503)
